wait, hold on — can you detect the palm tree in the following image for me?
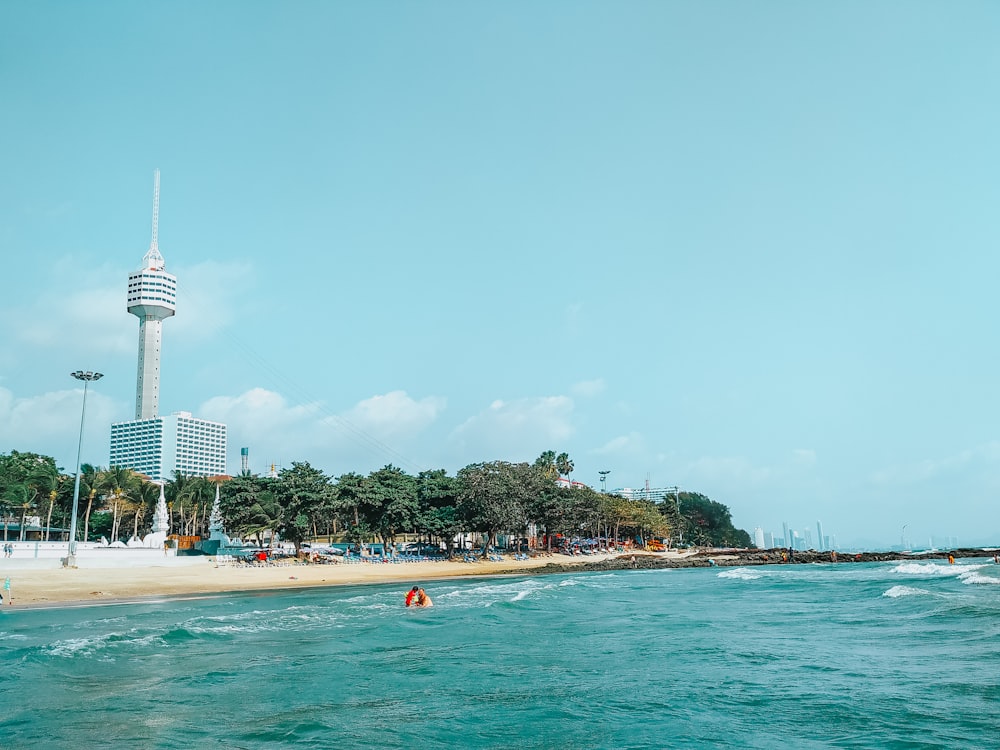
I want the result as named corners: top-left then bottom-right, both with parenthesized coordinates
top-left (168, 473), bottom-right (215, 536)
top-left (556, 452), bottom-right (574, 487)
top-left (219, 475), bottom-right (281, 546)
top-left (98, 466), bottom-right (141, 542)
top-left (533, 451), bottom-right (559, 481)
top-left (4, 483), bottom-right (32, 541)
top-left (27, 462), bottom-right (62, 541)
top-left (130, 480), bottom-right (160, 541)
top-left (79, 464), bottom-right (101, 543)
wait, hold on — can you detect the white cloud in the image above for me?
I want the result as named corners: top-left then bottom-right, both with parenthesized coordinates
top-left (201, 387), bottom-right (444, 475)
top-left (337, 390), bottom-right (445, 440)
top-left (1, 259), bottom-right (134, 357)
top-left (201, 387), bottom-right (322, 436)
top-left (172, 259), bottom-right (254, 343)
top-left (571, 378), bottom-right (606, 398)
top-left (592, 431), bottom-right (643, 455)
top-left (450, 395), bottom-right (574, 462)
top-left (0, 385), bottom-right (118, 471)
top-left (0, 256), bottom-right (253, 362)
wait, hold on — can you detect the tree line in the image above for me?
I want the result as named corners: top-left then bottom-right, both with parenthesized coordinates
top-left (0, 448), bottom-right (752, 551)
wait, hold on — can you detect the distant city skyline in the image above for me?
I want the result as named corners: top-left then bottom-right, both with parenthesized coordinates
top-left (2, 3), bottom-right (999, 549)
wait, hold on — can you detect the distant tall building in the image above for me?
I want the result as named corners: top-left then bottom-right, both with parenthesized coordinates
top-left (816, 521), bottom-right (825, 551)
top-left (753, 527), bottom-right (765, 549)
top-left (110, 412), bottom-right (226, 481)
top-left (110, 171), bottom-right (226, 481)
top-left (127, 169), bottom-right (176, 420)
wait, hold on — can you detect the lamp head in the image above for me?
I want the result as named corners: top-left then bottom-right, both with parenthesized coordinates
top-left (70, 371), bottom-right (104, 382)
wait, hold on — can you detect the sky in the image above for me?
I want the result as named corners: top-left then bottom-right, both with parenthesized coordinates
top-left (2, 1), bottom-right (999, 549)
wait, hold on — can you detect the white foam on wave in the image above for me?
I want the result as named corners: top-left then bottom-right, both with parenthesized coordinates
top-left (891, 562), bottom-right (970, 576)
top-left (882, 585), bottom-right (932, 598)
top-left (46, 632), bottom-right (119, 658)
top-left (440, 578), bottom-right (555, 607)
top-left (185, 606), bottom-right (338, 635)
top-left (716, 568), bottom-right (761, 581)
top-left (958, 570), bottom-right (1000, 586)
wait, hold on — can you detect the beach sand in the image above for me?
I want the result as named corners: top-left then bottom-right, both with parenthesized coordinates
top-left (1, 551), bottom-right (647, 609)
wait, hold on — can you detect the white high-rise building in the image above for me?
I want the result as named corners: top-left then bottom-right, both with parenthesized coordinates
top-left (753, 527), bottom-right (765, 549)
top-left (110, 412), bottom-right (226, 482)
top-left (110, 172), bottom-right (226, 480)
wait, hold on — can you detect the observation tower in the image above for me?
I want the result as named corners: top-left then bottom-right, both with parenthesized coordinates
top-left (127, 169), bottom-right (177, 420)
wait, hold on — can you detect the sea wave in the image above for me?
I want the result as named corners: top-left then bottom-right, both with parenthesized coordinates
top-left (882, 585), bottom-right (932, 598)
top-left (45, 630), bottom-right (136, 658)
top-left (890, 562), bottom-right (984, 577)
top-left (439, 578), bottom-right (556, 607)
top-left (957, 570), bottom-right (1000, 586)
top-left (716, 568), bottom-right (761, 581)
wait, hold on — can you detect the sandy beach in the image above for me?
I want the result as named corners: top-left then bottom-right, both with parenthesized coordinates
top-left (8, 546), bottom-right (982, 609)
top-left (0, 551), bottom-right (636, 609)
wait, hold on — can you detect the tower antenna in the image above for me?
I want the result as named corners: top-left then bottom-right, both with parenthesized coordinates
top-left (150, 168), bottom-right (160, 253)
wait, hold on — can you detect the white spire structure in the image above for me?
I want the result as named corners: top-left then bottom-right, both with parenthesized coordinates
top-left (127, 169), bottom-right (177, 420)
top-left (152, 482), bottom-right (170, 534)
top-left (209, 482), bottom-right (224, 534)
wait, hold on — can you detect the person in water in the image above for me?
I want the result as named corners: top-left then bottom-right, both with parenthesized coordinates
top-left (415, 588), bottom-right (433, 607)
top-left (405, 586), bottom-right (419, 607)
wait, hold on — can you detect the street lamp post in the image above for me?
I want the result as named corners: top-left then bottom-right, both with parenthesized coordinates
top-left (67, 370), bottom-right (103, 567)
top-left (599, 470), bottom-right (610, 494)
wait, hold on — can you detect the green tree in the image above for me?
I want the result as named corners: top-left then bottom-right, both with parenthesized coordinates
top-left (457, 461), bottom-right (542, 556)
top-left (275, 461), bottom-right (334, 553)
top-left (78, 464), bottom-right (101, 543)
top-left (131, 480), bottom-right (161, 541)
top-left (527, 482), bottom-right (569, 551)
top-left (669, 492), bottom-right (752, 547)
top-left (332, 472), bottom-right (366, 530)
top-left (556, 452), bottom-right (574, 486)
top-left (98, 466), bottom-right (142, 542)
top-left (415, 469), bottom-right (461, 555)
top-left (167, 474), bottom-right (216, 537)
top-left (219, 474), bottom-right (281, 545)
top-left (532, 450), bottom-right (559, 480)
top-left (359, 465), bottom-right (418, 546)
top-left (0, 451), bottom-right (60, 540)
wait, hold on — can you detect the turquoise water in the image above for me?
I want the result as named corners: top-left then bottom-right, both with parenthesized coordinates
top-left (2, 560), bottom-right (999, 749)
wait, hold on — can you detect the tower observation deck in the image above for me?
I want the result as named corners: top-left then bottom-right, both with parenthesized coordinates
top-left (127, 169), bottom-right (177, 420)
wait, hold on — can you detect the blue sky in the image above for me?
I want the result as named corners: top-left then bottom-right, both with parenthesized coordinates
top-left (2, 2), bottom-right (999, 549)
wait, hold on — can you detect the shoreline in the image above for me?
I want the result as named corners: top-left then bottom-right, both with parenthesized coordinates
top-left (2, 547), bottom-right (995, 611)
top-left (0, 551), bottom-right (634, 611)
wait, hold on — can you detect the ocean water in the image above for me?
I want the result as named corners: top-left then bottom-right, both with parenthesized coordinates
top-left (2, 560), bottom-right (999, 749)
